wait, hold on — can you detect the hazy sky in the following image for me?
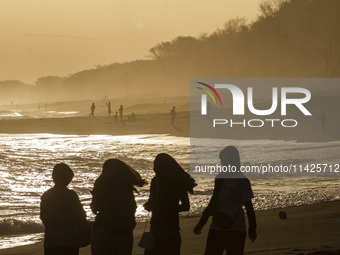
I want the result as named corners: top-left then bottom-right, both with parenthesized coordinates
top-left (0, 0), bottom-right (262, 84)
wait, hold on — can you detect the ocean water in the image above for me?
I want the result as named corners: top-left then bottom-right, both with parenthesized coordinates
top-left (0, 133), bottom-right (339, 249)
top-left (0, 110), bottom-right (80, 119)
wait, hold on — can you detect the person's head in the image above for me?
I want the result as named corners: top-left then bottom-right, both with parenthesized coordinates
top-left (154, 153), bottom-right (177, 176)
top-left (102, 159), bottom-right (146, 187)
top-left (219, 146), bottom-right (241, 168)
top-left (52, 163), bottom-right (74, 186)
top-left (153, 153), bottom-right (197, 193)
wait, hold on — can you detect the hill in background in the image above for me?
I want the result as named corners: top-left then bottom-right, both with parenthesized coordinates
top-left (0, 0), bottom-right (339, 106)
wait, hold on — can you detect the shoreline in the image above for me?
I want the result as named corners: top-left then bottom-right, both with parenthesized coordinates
top-left (2, 200), bottom-right (340, 255)
top-left (0, 111), bottom-right (340, 142)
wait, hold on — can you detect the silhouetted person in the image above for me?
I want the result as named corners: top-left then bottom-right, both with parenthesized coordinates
top-left (321, 110), bottom-right (326, 131)
top-left (40, 163), bottom-right (88, 255)
top-left (194, 146), bottom-right (257, 255)
top-left (91, 159), bottom-right (147, 255)
top-left (114, 112), bottom-right (118, 122)
top-left (170, 106), bottom-right (176, 125)
top-left (144, 153), bottom-right (197, 255)
top-left (106, 102), bottom-right (112, 116)
top-left (119, 105), bottom-right (124, 121)
top-left (131, 112), bottom-right (136, 123)
top-left (90, 102), bottom-right (96, 117)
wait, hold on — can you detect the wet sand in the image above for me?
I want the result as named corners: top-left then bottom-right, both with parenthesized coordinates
top-left (2, 201), bottom-right (340, 255)
top-left (0, 110), bottom-right (340, 142)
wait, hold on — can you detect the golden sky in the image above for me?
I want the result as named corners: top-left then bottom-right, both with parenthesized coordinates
top-left (0, 0), bottom-right (261, 84)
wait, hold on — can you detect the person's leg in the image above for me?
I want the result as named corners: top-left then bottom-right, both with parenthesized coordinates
top-left (224, 231), bottom-right (246, 255)
top-left (154, 227), bottom-right (181, 255)
top-left (203, 229), bottom-right (225, 255)
top-left (115, 232), bottom-right (133, 255)
top-left (91, 225), bottom-right (115, 255)
top-left (45, 246), bottom-right (78, 255)
top-left (165, 229), bottom-right (181, 255)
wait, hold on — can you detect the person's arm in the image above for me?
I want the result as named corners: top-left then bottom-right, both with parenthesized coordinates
top-left (143, 178), bottom-right (156, 212)
top-left (71, 191), bottom-right (87, 224)
top-left (178, 190), bottom-right (190, 212)
top-left (40, 194), bottom-right (47, 225)
top-left (90, 181), bottom-right (107, 215)
top-left (244, 200), bottom-right (257, 242)
top-left (193, 178), bottom-right (223, 234)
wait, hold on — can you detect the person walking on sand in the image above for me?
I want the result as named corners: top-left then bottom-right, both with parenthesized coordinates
top-left (106, 102), bottom-right (112, 117)
top-left (40, 163), bottom-right (90, 255)
top-left (143, 153), bottom-right (197, 255)
top-left (194, 146), bottom-right (257, 255)
top-left (90, 102), bottom-right (96, 117)
top-left (170, 106), bottom-right (176, 125)
top-left (119, 105), bottom-right (124, 121)
top-left (91, 159), bottom-right (147, 255)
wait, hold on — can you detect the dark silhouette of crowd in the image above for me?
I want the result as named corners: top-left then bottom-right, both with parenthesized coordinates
top-left (41, 146), bottom-right (256, 255)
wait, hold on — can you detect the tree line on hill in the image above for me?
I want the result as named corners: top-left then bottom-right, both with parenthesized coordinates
top-left (0, 0), bottom-right (339, 105)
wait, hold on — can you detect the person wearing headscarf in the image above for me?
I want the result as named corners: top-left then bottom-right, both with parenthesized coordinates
top-left (193, 146), bottom-right (257, 255)
top-left (91, 159), bottom-right (147, 255)
top-left (143, 153), bottom-right (197, 255)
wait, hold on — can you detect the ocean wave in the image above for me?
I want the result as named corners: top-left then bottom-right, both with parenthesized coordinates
top-left (0, 219), bottom-right (44, 236)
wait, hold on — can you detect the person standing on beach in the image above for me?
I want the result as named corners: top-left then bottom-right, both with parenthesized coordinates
top-left (194, 146), bottom-right (257, 255)
top-left (90, 102), bottom-right (96, 117)
top-left (40, 163), bottom-right (89, 255)
top-left (170, 106), bottom-right (176, 125)
top-left (143, 153), bottom-right (197, 255)
top-left (106, 102), bottom-right (112, 117)
top-left (91, 159), bottom-right (147, 255)
top-left (119, 105), bottom-right (124, 121)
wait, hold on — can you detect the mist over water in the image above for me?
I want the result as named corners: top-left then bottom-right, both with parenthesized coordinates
top-left (0, 133), bottom-right (339, 249)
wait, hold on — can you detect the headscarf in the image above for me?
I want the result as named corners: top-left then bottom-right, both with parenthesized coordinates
top-left (102, 159), bottom-right (146, 187)
top-left (91, 159), bottom-right (146, 214)
top-left (153, 153), bottom-right (197, 194)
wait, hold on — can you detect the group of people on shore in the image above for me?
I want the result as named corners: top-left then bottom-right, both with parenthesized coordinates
top-left (90, 102), bottom-right (178, 125)
top-left (90, 102), bottom-right (124, 120)
top-left (40, 146), bottom-right (257, 255)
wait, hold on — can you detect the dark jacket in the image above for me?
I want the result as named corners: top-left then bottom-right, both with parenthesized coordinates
top-left (144, 177), bottom-right (190, 229)
top-left (91, 176), bottom-right (137, 234)
top-left (40, 185), bottom-right (87, 247)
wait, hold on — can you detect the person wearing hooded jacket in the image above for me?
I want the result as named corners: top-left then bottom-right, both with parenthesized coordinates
top-left (91, 159), bottom-right (147, 255)
top-left (143, 153), bottom-right (197, 255)
top-left (40, 163), bottom-right (88, 255)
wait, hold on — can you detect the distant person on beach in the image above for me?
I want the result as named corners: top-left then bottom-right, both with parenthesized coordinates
top-left (131, 112), bottom-right (136, 122)
top-left (321, 110), bottom-right (326, 131)
top-left (40, 163), bottom-right (89, 255)
top-left (143, 153), bottom-right (197, 255)
top-left (119, 105), bottom-right (124, 121)
top-left (114, 112), bottom-right (118, 122)
top-left (194, 146), bottom-right (257, 255)
top-left (90, 102), bottom-right (96, 117)
top-left (91, 159), bottom-right (147, 255)
top-left (106, 102), bottom-right (112, 117)
top-left (170, 106), bottom-right (176, 125)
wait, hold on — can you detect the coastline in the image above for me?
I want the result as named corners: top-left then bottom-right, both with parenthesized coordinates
top-left (0, 111), bottom-right (340, 142)
top-left (2, 201), bottom-right (340, 255)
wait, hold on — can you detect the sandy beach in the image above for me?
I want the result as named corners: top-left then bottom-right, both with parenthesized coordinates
top-left (2, 201), bottom-right (340, 255)
top-left (0, 109), bottom-right (340, 142)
